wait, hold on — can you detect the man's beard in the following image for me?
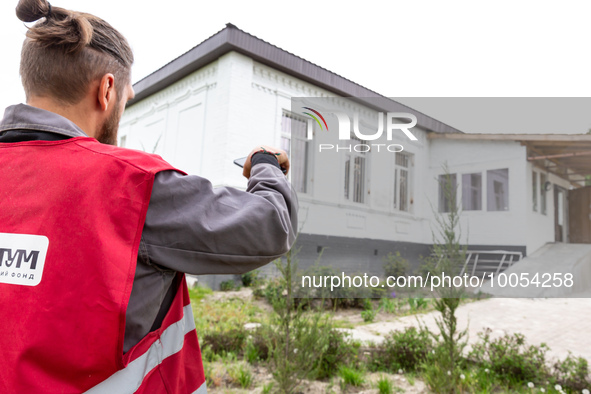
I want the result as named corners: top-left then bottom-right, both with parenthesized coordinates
top-left (96, 103), bottom-right (121, 146)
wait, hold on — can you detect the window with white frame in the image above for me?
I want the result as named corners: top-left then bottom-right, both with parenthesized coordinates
top-left (281, 111), bottom-right (310, 194)
top-left (487, 168), bottom-right (509, 211)
top-left (343, 134), bottom-right (367, 203)
top-left (532, 171), bottom-right (538, 212)
top-left (394, 152), bottom-right (413, 212)
top-left (462, 172), bottom-right (482, 211)
top-left (438, 168), bottom-right (510, 213)
top-left (438, 173), bottom-right (457, 213)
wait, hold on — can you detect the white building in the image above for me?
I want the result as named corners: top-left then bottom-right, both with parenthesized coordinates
top-left (120, 24), bottom-right (591, 285)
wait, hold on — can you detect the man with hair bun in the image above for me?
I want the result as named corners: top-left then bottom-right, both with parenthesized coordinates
top-left (0, 1), bottom-right (297, 393)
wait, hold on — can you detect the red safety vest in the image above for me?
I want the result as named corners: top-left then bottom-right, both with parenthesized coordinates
top-left (0, 137), bottom-right (206, 393)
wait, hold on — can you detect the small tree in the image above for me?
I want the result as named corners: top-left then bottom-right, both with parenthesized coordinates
top-left (264, 246), bottom-right (330, 393)
top-left (423, 165), bottom-right (469, 393)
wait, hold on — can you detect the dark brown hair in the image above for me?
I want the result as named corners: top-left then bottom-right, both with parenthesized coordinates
top-left (16, 0), bottom-right (134, 105)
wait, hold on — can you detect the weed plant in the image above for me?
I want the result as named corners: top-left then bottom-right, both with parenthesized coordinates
top-left (338, 365), bottom-right (365, 389)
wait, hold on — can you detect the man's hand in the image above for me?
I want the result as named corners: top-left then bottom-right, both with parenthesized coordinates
top-left (243, 145), bottom-right (289, 179)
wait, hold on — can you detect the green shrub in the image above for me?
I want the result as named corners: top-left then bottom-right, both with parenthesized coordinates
top-left (252, 285), bottom-right (266, 299)
top-left (245, 328), bottom-right (270, 363)
top-left (219, 279), bottom-right (236, 291)
top-left (263, 277), bottom-right (284, 307)
top-left (468, 328), bottom-right (549, 386)
top-left (261, 274), bottom-right (314, 311)
top-left (293, 263), bottom-right (375, 310)
top-left (369, 282), bottom-right (388, 298)
top-left (293, 263), bottom-right (337, 300)
top-left (552, 352), bottom-right (590, 392)
top-left (313, 329), bottom-right (358, 379)
top-left (383, 251), bottom-right (409, 278)
top-left (378, 297), bottom-right (399, 314)
top-left (467, 366), bottom-right (500, 393)
top-left (407, 296), bottom-right (428, 311)
top-left (332, 278), bottom-right (375, 308)
top-left (360, 299), bottom-right (379, 322)
top-left (361, 309), bottom-right (377, 322)
top-left (241, 269), bottom-right (260, 287)
top-left (369, 327), bottom-right (434, 373)
top-left (201, 329), bottom-right (246, 355)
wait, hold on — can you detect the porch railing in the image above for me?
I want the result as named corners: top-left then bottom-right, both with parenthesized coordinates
top-left (435, 250), bottom-right (523, 277)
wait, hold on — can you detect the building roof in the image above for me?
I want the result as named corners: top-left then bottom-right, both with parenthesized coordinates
top-left (128, 24), bottom-right (462, 135)
top-left (429, 133), bottom-right (591, 186)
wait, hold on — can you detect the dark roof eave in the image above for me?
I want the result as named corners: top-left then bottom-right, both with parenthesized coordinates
top-left (128, 25), bottom-right (462, 135)
top-left (129, 27), bottom-right (235, 105)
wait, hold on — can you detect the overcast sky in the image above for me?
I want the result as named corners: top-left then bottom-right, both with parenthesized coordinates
top-left (2, 0), bottom-right (591, 134)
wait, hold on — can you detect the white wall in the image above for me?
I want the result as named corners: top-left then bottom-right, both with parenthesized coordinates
top-left (428, 139), bottom-right (528, 248)
top-left (119, 63), bottom-right (217, 180)
top-left (121, 51), bottom-right (566, 253)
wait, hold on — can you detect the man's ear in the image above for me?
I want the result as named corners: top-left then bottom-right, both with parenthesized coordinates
top-left (97, 74), bottom-right (116, 112)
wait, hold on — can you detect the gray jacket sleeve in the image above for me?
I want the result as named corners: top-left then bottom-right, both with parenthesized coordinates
top-left (141, 163), bottom-right (298, 275)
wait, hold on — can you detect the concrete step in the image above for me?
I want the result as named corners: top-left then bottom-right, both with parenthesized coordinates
top-left (479, 243), bottom-right (591, 297)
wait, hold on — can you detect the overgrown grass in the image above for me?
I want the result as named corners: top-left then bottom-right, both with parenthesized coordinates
top-left (187, 284), bottom-right (212, 301)
top-left (338, 365), bottom-right (365, 388)
top-left (188, 281), bottom-right (591, 394)
top-left (228, 362), bottom-right (254, 389)
top-left (189, 282), bottom-right (264, 390)
top-left (376, 375), bottom-right (394, 394)
top-left (191, 287), bottom-right (262, 335)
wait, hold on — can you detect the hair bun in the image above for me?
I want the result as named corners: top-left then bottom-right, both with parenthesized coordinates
top-left (17, 0), bottom-right (94, 54)
top-left (16, 0), bottom-right (51, 23)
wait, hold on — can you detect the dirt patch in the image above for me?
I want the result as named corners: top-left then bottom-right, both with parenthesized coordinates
top-left (299, 372), bottom-right (428, 393)
top-left (205, 361), bottom-right (428, 394)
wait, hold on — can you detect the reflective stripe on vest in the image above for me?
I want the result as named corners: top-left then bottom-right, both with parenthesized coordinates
top-left (0, 138), bottom-right (205, 392)
top-left (85, 304), bottom-right (206, 394)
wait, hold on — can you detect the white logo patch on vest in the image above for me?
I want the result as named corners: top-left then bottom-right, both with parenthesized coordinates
top-left (0, 233), bottom-right (49, 286)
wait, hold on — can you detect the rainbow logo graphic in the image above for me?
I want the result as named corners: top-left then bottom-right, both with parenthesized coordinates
top-left (303, 107), bottom-right (329, 131)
